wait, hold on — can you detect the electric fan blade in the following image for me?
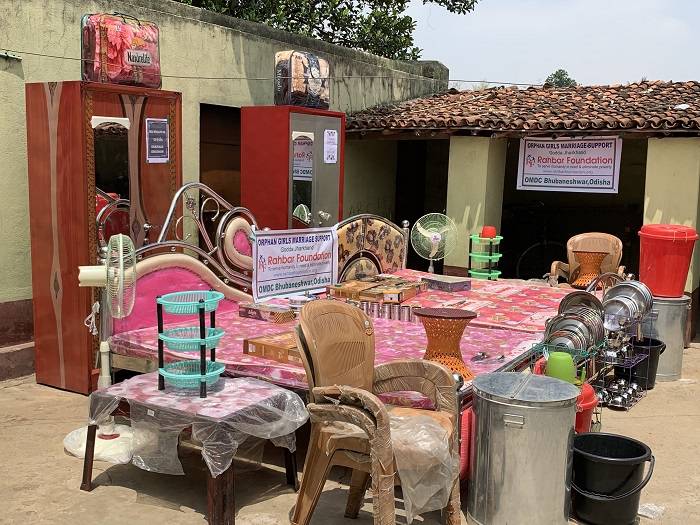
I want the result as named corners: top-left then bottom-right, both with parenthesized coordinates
top-left (429, 240), bottom-right (440, 258)
top-left (415, 221), bottom-right (433, 238)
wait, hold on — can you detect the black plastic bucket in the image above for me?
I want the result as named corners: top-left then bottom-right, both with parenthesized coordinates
top-left (632, 337), bottom-right (665, 389)
top-left (572, 433), bottom-right (654, 525)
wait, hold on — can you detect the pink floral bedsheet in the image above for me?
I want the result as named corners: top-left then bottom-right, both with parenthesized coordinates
top-left (110, 305), bottom-right (539, 407)
top-left (392, 269), bottom-right (569, 333)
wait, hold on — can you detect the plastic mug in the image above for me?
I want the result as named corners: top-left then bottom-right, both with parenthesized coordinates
top-left (546, 352), bottom-right (577, 384)
top-left (481, 225), bottom-right (497, 238)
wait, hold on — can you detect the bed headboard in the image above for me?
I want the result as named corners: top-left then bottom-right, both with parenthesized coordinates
top-left (113, 254), bottom-right (253, 333)
top-left (336, 215), bottom-right (409, 282)
top-left (115, 185), bottom-right (410, 331)
top-left (134, 182), bottom-right (256, 291)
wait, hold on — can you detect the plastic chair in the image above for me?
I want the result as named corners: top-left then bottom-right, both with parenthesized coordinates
top-left (548, 233), bottom-right (625, 288)
top-left (291, 300), bottom-right (461, 525)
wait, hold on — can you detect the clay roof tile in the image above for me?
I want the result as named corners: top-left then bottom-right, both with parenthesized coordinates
top-left (347, 80), bottom-right (700, 133)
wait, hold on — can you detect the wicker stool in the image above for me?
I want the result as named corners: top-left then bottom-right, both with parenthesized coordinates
top-left (413, 308), bottom-right (478, 380)
top-left (571, 251), bottom-right (608, 289)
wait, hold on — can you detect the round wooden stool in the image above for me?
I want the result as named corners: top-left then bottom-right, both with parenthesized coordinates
top-left (413, 308), bottom-right (478, 380)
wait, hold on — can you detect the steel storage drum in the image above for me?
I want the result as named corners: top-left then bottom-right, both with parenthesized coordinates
top-left (641, 295), bottom-right (690, 381)
top-left (468, 373), bottom-right (579, 525)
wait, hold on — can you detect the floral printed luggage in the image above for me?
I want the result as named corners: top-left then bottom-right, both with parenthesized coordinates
top-left (274, 50), bottom-right (330, 109)
top-left (81, 13), bottom-right (161, 88)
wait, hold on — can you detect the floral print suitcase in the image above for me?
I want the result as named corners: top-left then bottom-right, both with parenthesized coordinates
top-left (274, 50), bottom-right (330, 109)
top-left (81, 13), bottom-right (161, 88)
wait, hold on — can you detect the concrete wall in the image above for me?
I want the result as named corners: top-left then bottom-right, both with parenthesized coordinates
top-left (645, 137), bottom-right (700, 291)
top-left (445, 136), bottom-right (507, 267)
top-left (343, 141), bottom-right (397, 220)
top-left (0, 0), bottom-right (447, 306)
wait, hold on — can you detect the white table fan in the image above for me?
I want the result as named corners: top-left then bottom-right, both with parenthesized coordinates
top-left (410, 213), bottom-right (458, 273)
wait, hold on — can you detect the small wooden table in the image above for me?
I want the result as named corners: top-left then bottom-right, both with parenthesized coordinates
top-left (413, 307), bottom-right (478, 380)
top-left (80, 373), bottom-right (309, 525)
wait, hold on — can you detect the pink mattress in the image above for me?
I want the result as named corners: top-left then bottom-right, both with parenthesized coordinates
top-left (110, 304), bottom-right (539, 407)
top-left (392, 269), bottom-right (569, 333)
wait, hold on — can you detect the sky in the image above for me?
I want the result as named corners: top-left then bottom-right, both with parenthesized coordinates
top-left (406, 0), bottom-right (697, 88)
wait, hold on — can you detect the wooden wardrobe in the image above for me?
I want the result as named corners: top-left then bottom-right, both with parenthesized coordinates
top-left (25, 81), bottom-right (182, 394)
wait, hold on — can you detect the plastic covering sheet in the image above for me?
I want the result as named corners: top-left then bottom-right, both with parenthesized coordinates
top-left (88, 372), bottom-right (308, 477)
top-left (317, 386), bottom-right (458, 524)
top-left (390, 415), bottom-right (459, 523)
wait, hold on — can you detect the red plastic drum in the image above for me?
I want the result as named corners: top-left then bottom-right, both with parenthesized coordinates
top-left (639, 224), bottom-right (698, 297)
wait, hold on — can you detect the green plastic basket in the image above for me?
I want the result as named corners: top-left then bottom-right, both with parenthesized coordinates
top-left (159, 327), bottom-right (225, 352)
top-left (158, 360), bottom-right (225, 389)
top-left (469, 269), bottom-right (502, 280)
top-left (470, 234), bottom-right (503, 246)
top-left (157, 291), bottom-right (225, 315)
top-left (469, 252), bottom-right (503, 261)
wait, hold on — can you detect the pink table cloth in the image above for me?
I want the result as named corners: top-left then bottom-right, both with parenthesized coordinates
top-left (90, 372), bottom-right (308, 476)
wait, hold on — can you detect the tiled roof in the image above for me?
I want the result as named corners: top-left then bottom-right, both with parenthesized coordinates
top-left (347, 80), bottom-right (700, 133)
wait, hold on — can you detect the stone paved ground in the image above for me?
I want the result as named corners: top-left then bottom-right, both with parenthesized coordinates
top-left (2, 347), bottom-right (699, 524)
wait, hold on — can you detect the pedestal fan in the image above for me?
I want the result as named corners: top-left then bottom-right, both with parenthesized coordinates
top-left (79, 233), bottom-right (137, 388)
top-left (64, 234), bottom-right (137, 460)
top-left (410, 213), bottom-right (458, 273)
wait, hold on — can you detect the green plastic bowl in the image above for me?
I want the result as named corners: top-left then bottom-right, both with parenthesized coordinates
top-left (159, 326), bottom-right (225, 352)
top-left (157, 291), bottom-right (225, 315)
top-left (158, 360), bottom-right (225, 389)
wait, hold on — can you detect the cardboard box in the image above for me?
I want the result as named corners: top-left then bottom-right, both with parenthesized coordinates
top-left (330, 276), bottom-right (425, 304)
top-left (358, 284), bottom-right (420, 304)
top-left (327, 280), bottom-right (379, 300)
top-left (421, 275), bottom-right (472, 292)
top-left (238, 303), bottom-right (295, 324)
top-left (243, 331), bottom-right (303, 365)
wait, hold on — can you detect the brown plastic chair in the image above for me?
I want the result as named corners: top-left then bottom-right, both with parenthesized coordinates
top-left (549, 232), bottom-right (625, 288)
top-left (291, 300), bottom-right (460, 525)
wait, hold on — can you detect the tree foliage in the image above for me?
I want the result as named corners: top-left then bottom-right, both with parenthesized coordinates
top-left (545, 69), bottom-right (577, 88)
top-left (177, 0), bottom-right (479, 60)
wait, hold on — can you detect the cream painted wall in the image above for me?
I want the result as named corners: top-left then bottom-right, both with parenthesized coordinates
top-left (445, 136), bottom-right (507, 267)
top-left (0, 0), bottom-right (446, 303)
top-left (644, 137), bottom-right (700, 291)
top-left (343, 140), bottom-right (398, 220)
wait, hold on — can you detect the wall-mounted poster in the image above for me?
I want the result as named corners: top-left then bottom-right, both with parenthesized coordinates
top-left (145, 118), bottom-right (169, 163)
top-left (516, 136), bottom-right (622, 193)
top-left (292, 132), bottom-right (314, 181)
top-left (323, 129), bottom-right (338, 163)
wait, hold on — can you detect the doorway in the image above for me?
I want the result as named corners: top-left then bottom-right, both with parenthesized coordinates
top-left (500, 138), bottom-right (647, 280)
top-left (394, 139), bottom-right (450, 271)
top-left (200, 104), bottom-right (241, 205)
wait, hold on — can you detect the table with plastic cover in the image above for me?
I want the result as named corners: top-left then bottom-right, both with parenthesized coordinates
top-left (80, 372), bottom-right (309, 525)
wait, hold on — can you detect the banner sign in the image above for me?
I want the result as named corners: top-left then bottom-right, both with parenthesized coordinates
top-left (516, 136), bottom-right (622, 193)
top-left (252, 227), bottom-right (338, 301)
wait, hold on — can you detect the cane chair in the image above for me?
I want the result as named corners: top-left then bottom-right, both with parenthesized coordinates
top-left (548, 232), bottom-right (625, 288)
top-left (291, 300), bottom-right (460, 525)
